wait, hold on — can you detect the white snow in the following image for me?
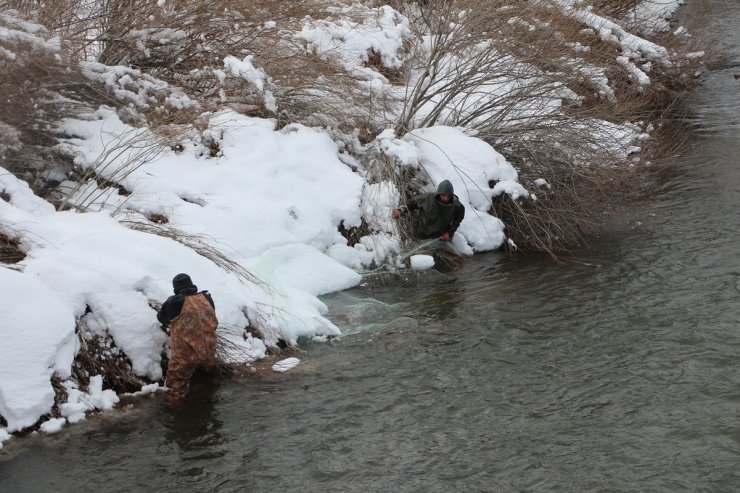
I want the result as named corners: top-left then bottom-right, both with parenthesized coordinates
top-left (0, 266), bottom-right (78, 432)
top-left (556, 0), bottom-right (671, 68)
top-left (60, 376), bottom-right (119, 424)
top-left (299, 5), bottom-right (410, 72)
top-left (0, 12), bottom-right (60, 54)
top-left (80, 62), bottom-right (197, 111)
top-left (137, 383), bottom-right (162, 395)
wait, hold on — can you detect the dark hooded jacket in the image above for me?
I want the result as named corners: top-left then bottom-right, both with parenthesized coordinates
top-left (157, 273), bottom-right (215, 327)
top-left (406, 180), bottom-right (465, 239)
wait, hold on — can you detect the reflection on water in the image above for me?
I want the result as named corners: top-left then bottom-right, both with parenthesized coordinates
top-left (416, 280), bottom-right (465, 321)
top-left (164, 379), bottom-right (224, 454)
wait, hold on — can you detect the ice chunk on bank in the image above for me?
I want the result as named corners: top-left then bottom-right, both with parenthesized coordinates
top-left (248, 244), bottom-right (362, 343)
top-left (272, 357), bottom-right (301, 373)
top-left (39, 418), bottom-right (66, 434)
top-left (410, 254), bottom-right (435, 270)
top-left (249, 243), bottom-right (361, 297)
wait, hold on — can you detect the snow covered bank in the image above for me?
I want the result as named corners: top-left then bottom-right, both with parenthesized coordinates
top-left (1, 109), bottom-right (523, 434)
top-left (0, 0), bottom-right (703, 438)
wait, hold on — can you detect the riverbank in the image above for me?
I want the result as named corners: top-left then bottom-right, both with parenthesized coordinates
top-left (0, 0), bottom-right (707, 441)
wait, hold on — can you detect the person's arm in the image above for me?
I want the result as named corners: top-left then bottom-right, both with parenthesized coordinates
top-left (406, 195), bottom-right (420, 212)
top-left (448, 200), bottom-right (465, 237)
top-left (392, 194), bottom-right (421, 218)
top-left (157, 296), bottom-right (183, 327)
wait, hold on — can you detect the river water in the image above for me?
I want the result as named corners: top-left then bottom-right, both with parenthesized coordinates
top-left (2, 4), bottom-right (740, 492)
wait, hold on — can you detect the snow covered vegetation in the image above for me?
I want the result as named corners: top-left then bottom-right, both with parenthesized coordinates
top-left (0, 0), bottom-right (703, 440)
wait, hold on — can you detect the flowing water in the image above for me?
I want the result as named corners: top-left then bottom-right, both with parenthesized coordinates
top-left (2, 4), bottom-right (740, 492)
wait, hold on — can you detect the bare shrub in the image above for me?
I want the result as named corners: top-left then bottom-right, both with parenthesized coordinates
top-left (49, 374), bottom-right (68, 419)
top-left (4, 0), bottom-right (707, 260)
top-left (69, 0), bottom-right (358, 126)
top-left (57, 126), bottom-right (169, 211)
top-left (385, 0), bottom-right (703, 256)
top-left (7, 0), bottom-right (399, 147)
top-left (0, 9), bottom-right (122, 199)
top-left (493, 159), bottom-right (612, 256)
top-left (213, 325), bottom-right (266, 375)
top-left (396, 0), bottom-right (701, 133)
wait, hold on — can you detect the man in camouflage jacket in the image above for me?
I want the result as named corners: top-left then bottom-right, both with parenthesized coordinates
top-left (157, 273), bottom-right (218, 403)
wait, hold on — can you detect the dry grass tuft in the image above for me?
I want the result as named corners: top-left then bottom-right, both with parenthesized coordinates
top-left (0, 232), bottom-right (25, 264)
top-left (49, 374), bottom-right (69, 419)
top-left (122, 219), bottom-right (261, 285)
top-left (73, 320), bottom-right (149, 394)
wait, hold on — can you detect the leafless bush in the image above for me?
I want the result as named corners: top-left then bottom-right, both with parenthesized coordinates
top-left (36, 0), bottom-right (372, 128)
top-left (397, 0), bottom-right (702, 132)
top-left (386, 0), bottom-right (704, 256)
top-left (4, 0), bottom-right (707, 259)
top-left (0, 9), bottom-right (124, 199)
top-left (8, 0), bottom-right (399, 145)
top-left (396, 0), bottom-right (544, 135)
top-left (57, 126), bottom-right (168, 211)
top-left (213, 325), bottom-right (265, 375)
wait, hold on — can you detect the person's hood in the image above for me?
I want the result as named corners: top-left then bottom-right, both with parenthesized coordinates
top-left (435, 180), bottom-right (454, 201)
top-left (172, 273), bottom-right (198, 295)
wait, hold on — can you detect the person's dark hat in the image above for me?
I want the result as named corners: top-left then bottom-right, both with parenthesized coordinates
top-left (172, 273), bottom-right (195, 293)
top-left (436, 180), bottom-right (454, 196)
top-left (435, 180), bottom-right (454, 204)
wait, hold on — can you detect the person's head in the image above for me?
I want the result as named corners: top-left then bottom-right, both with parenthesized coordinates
top-left (172, 273), bottom-right (197, 294)
top-left (435, 180), bottom-right (454, 204)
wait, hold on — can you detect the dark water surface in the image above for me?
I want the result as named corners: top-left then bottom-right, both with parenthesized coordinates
top-left (3, 4), bottom-right (740, 492)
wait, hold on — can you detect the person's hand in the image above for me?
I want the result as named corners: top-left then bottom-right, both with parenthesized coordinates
top-left (391, 209), bottom-right (401, 219)
top-left (440, 232), bottom-right (450, 241)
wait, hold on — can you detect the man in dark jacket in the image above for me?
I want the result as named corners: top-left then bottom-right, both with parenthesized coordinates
top-left (392, 180), bottom-right (466, 241)
top-left (157, 273), bottom-right (218, 404)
